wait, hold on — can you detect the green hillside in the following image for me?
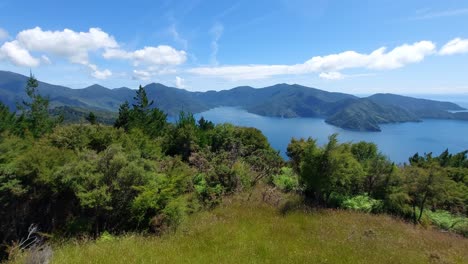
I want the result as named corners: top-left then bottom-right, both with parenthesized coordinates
top-left (325, 99), bottom-right (420, 131)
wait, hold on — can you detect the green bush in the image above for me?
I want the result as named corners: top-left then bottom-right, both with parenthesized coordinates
top-left (162, 197), bottom-right (189, 228)
top-left (341, 194), bottom-right (384, 213)
top-left (272, 167), bottom-right (298, 192)
top-left (425, 210), bottom-right (468, 236)
top-left (193, 173), bottom-right (223, 207)
top-left (98, 231), bottom-right (115, 242)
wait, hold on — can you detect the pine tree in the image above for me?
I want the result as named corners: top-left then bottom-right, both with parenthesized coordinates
top-left (114, 101), bottom-right (131, 131)
top-left (86, 112), bottom-right (97, 125)
top-left (18, 72), bottom-right (55, 137)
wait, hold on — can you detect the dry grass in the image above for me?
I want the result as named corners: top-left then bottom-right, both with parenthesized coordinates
top-left (12, 194), bottom-right (468, 264)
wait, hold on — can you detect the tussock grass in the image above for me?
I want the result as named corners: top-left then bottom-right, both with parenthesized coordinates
top-left (14, 196), bottom-right (468, 264)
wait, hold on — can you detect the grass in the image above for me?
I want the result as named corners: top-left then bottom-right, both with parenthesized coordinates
top-left (12, 195), bottom-right (468, 264)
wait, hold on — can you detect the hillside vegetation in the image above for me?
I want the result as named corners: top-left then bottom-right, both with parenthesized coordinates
top-left (1, 75), bottom-right (467, 262)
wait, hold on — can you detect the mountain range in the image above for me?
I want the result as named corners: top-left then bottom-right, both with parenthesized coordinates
top-left (0, 70), bottom-right (467, 131)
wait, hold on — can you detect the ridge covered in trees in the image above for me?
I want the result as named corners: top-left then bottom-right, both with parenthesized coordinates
top-left (1, 70), bottom-right (466, 131)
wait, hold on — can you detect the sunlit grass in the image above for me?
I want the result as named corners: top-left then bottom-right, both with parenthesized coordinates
top-left (14, 197), bottom-right (468, 264)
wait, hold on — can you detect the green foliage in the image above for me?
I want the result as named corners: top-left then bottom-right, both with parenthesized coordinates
top-left (286, 137), bottom-right (315, 174)
top-left (299, 134), bottom-right (365, 204)
top-left (197, 116), bottom-right (214, 131)
top-left (425, 210), bottom-right (468, 236)
top-left (164, 112), bottom-right (199, 160)
top-left (0, 102), bottom-right (15, 134)
top-left (98, 231), bottom-right (116, 242)
top-left (114, 101), bottom-right (131, 131)
top-left (341, 194), bottom-right (384, 213)
top-left (289, 134), bottom-right (467, 229)
top-left (272, 167), bottom-right (299, 192)
top-left (400, 164), bottom-right (452, 223)
top-left (162, 196), bottom-right (189, 227)
top-left (193, 173), bottom-right (223, 207)
top-left (86, 112), bottom-right (97, 125)
top-left (17, 73), bottom-right (59, 138)
top-left (114, 86), bottom-right (167, 138)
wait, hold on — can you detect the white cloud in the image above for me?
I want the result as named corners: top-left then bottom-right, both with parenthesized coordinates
top-left (133, 70), bottom-right (152, 80)
top-left (16, 27), bottom-right (118, 65)
top-left (307, 41), bottom-right (435, 70)
top-left (91, 69), bottom-right (112, 79)
top-left (88, 64), bottom-right (112, 80)
top-left (188, 64), bottom-right (304, 80)
top-left (210, 22), bottom-right (223, 65)
top-left (0, 40), bottom-right (40, 67)
top-left (0, 26), bottom-right (187, 81)
top-left (175, 76), bottom-right (186, 88)
top-left (188, 40), bottom-right (436, 80)
top-left (103, 45), bottom-right (187, 66)
top-left (0, 27), bottom-right (118, 79)
top-left (439, 38), bottom-right (468, 55)
top-left (319, 72), bottom-right (344, 80)
top-left (0, 28), bottom-right (8, 40)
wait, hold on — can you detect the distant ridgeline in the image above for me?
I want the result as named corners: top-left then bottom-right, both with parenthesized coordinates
top-left (1, 70), bottom-right (466, 131)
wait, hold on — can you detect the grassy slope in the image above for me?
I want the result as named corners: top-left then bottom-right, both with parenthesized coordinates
top-left (31, 199), bottom-right (468, 264)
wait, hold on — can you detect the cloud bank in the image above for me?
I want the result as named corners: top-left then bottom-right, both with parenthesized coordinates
top-left (188, 40), bottom-right (436, 80)
top-left (0, 27), bottom-right (186, 80)
top-left (103, 46), bottom-right (186, 66)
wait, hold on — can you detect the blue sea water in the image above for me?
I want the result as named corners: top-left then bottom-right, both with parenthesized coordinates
top-left (194, 104), bottom-right (468, 164)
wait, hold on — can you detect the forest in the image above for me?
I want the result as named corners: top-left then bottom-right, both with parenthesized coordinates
top-left (0, 75), bottom-right (467, 262)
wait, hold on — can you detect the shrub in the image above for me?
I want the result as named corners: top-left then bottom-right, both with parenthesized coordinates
top-left (193, 173), bottom-right (223, 207)
top-left (98, 231), bottom-right (115, 242)
top-left (272, 167), bottom-right (299, 192)
top-left (162, 197), bottom-right (188, 228)
top-left (425, 210), bottom-right (468, 236)
top-left (341, 194), bottom-right (384, 213)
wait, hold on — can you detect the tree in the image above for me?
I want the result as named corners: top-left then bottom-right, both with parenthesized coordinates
top-left (351, 141), bottom-right (378, 163)
top-left (114, 101), bottom-right (131, 131)
top-left (198, 117), bottom-right (214, 131)
top-left (286, 137), bottom-right (315, 174)
top-left (0, 102), bottom-right (15, 134)
top-left (132, 85), bottom-right (153, 125)
top-left (86, 112), bottom-right (97, 125)
top-left (165, 112), bottom-right (199, 160)
top-left (18, 73), bottom-right (56, 137)
top-left (401, 164), bottom-right (449, 223)
top-left (115, 86), bottom-right (167, 137)
top-left (300, 134), bottom-right (364, 205)
top-left (145, 104), bottom-right (167, 138)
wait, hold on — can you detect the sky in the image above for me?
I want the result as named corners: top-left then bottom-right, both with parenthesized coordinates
top-left (1, 0), bottom-right (468, 94)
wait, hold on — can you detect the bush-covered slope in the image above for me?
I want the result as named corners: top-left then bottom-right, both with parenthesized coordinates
top-left (325, 99), bottom-right (420, 131)
top-left (368, 93), bottom-right (465, 113)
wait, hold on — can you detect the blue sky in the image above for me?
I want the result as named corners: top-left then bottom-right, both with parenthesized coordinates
top-left (1, 0), bottom-right (468, 94)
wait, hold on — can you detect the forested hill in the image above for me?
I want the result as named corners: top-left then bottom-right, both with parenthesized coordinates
top-left (0, 70), bottom-right (465, 131)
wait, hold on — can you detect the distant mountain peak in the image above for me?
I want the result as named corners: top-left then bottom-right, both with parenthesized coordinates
top-left (84, 84), bottom-right (108, 90)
